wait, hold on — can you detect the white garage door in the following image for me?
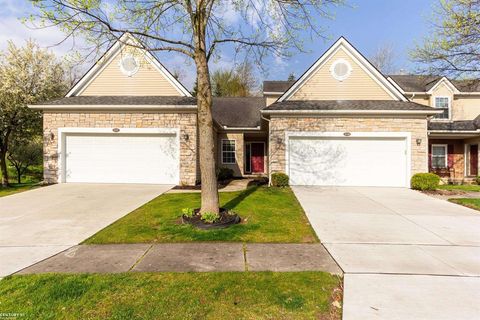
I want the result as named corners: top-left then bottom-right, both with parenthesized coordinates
top-left (64, 133), bottom-right (179, 184)
top-left (288, 136), bottom-right (408, 187)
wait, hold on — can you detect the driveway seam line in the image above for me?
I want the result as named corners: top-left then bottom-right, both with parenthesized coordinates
top-left (128, 244), bottom-right (154, 272)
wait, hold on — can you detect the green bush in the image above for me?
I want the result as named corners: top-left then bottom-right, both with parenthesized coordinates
top-left (201, 212), bottom-right (219, 224)
top-left (181, 208), bottom-right (195, 218)
top-left (476, 176), bottom-right (480, 185)
top-left (217, 167), bottom-right (234, 181)
top-left (271, 173), bottom-right (289, 187)
top-left (411, 173), bottom-right (440, 191)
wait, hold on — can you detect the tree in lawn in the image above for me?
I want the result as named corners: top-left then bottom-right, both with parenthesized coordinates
top-left (0, 40), bottom-right (67, 187)
top-left (7, 138), bottom-right (43, 184)
top-left (29, 0), bottom-right (344, 214)
top-left (411, 0), bottom-right (480, 78)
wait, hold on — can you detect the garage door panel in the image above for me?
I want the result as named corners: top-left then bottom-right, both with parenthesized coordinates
top-left (65, 134), bottom-right (179, 184)
top-left (289, 137), bottom-right (407, 187)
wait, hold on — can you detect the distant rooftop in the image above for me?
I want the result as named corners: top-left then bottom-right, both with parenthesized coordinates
top-left (263, 80), bottom-right (295, 93)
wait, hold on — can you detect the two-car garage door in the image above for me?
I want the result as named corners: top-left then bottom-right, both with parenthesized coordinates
top-left (63, 133), bottom-right (179, 184)
top-left (288, 135), bottom-right (409, 187)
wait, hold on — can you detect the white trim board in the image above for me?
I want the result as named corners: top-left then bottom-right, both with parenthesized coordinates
top-left (278, 37), bottom-right (407, 102)
top-left (57, 127), bottom-right (180, 184)
top-left (284, 131), bottom-right (412, 187)
top-left (66, 33), bottom-right (191, 97)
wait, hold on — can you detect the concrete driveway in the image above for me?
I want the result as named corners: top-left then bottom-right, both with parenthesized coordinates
top-left (293, 186), bottom-right (480, 320)
top-left (0, 183), bottom-right (171, 277)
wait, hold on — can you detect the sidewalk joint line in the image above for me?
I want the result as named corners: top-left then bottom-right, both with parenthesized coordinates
top-left (129, 244), bottom-right (153, 272)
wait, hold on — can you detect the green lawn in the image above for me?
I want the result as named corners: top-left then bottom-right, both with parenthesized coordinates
top-left (449, 198), bottom-right (480, 211)
top-left (84, 186), bottom-right (318, 244)
top-left (0, 272), bottom-right (342, 320)
top-left (438, 184), bottom-right (480, 192)
top-left (0, 182), bottom-right (40, 198)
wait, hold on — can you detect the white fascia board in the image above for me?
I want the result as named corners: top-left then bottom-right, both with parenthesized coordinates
top-left (278, 38), bottom-right (407, 102)
top-left (263, 92), bottom-right (284, 95)
top-left (387, 77), bottom-right (406, 94)
top-left (29, 104), bottom-right (197, 111)
top-left (261, 109), bottom-right (442, 116)
top-left (222, 125), bottom-right (261, 131)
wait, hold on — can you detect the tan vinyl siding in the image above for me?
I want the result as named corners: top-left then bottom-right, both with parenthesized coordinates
top-left (290, 48), bottom-right (394, 101)
top-left (453, 96), bottom-right (480, 120)
top-left (265, 95), bottom-right (280, 106)
top-left (411, 96), bottom-right (430, 107)
top-left (80, 49), bottom-right (181, 96)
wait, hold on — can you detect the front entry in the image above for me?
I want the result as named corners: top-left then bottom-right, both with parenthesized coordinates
top-left (247, 142), bottom-right (265, 173)
top-left (470, 144), bottom-right (478, 176)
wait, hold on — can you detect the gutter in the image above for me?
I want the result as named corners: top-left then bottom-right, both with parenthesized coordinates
top-left (428, 130), bottom-right (480, 134)
top-left (260, 109), bottom-right (442, 116)
top-left (29, 104), bottom-right (198, 111)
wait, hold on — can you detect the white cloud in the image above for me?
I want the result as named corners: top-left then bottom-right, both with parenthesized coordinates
top-left (0, 17), bottom-right (79, 57)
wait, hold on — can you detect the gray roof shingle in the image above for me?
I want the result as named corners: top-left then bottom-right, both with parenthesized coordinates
top-left (38, 95), bottom-right (266, 128)
top-left (389, 75), bottom-right (480, 93)
top-left (212, 97), bottom-right (265, 128)
top-left (263, 81), bottom-right (295, 93)
top-left (264, 100), bottom-right (435, 111)
top-left (428, 121), bottom-right (478, 131)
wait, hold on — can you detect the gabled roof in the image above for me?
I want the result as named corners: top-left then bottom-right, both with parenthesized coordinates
top-left (66, 33), bottom-right (191, 97)
top-left (278, 37), bottom-right (407, 102)
top-left (388, 75), bottom-right (480, 94)
top-left (263, 81), bottom-right (295, 93)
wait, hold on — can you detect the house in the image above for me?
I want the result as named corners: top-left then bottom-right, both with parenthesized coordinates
top-left (386, 75), bottom-right (480, 183)
top-left (32, 34), bottom-right (455, 187)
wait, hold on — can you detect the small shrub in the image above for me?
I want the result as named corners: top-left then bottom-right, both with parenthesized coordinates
top-left (476, 176), bottom-right (480, 185)
top-left (411, 173), bottom-right (440, 191)
top-left (201, 212), bottom-right (219, 224)
top-left (217, 167), bottom-right (234, 181)
top-left (271, 173), bottom-right (289, 187)
top-left (181, 208), bottom-right (195, 218)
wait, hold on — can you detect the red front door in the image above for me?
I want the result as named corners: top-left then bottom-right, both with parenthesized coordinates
top-left (470, 144), bottom-right (478, 176)
top-left (251, 143), bottom-right (265, 173)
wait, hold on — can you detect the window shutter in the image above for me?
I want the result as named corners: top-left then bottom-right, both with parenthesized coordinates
top-left (448, 144), bottom-right (454, 168)
top-left (428, 144), bottom-right (432, 169)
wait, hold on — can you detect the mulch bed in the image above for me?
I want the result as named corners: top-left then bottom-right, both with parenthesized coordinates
top-left (182, 208), bottom-right (241, 229)
top-left (422, 189), bottom-right (467, 196)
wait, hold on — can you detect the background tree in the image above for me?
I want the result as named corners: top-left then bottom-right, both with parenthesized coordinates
top-left (411, 0), bottom-right (480, 78)
top-left (370, 43), bottom-right (397, 75)
top-left (287, 73), bottom-right (296, 81)
top-left (0, 40), bottom-right (67, 187)
top-left (29, 0), bottom-right (344, 214)
top-left (212, 62), bottom-right (256, 97)
top-left (7, 139), bottom-right (43, 184)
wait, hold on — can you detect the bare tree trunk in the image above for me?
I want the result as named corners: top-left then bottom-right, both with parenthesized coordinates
top-left (0, 148), bottom-right (9, 187)
top-left (195, 52), bottom-right (220, 214)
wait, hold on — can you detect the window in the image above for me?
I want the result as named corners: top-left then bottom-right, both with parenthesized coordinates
top-left (222, 140), bottom-right (236, 164)
top-left (432, 144), bottom-right (447, 168)
top-left (330, 59), bottom-right (352, 81)
top-left (434, 97), bottom-right (450, 119)
top-left (120, 55), bottom-right (139, 76)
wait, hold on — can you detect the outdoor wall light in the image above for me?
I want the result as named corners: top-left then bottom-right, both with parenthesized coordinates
top-left (276, 137), bottom-right (283, 144)
top-left (50, 132), bottom-right (55, 140)
top-left (416, 138), bottom-right (422, 146)
top-left (183, 133), bottom-right (190, 141)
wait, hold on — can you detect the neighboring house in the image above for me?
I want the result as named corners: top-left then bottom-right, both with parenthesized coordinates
top-left (387, 76), bottom-right (480, 183)
top-left (32, 34), bottom-right (447, 187)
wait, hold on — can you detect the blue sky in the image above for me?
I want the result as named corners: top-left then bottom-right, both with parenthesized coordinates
top-left (0, 0), bottom-right (436, 90)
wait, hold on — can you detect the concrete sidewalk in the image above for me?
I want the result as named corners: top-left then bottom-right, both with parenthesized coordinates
top-left (16, 243), bottom-right (342, 275)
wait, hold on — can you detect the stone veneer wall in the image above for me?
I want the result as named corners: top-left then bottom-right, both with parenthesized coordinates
top-left (268, 116), bottom-right (428, 177)
top-left (43, 112), bottom-right (198, 185)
